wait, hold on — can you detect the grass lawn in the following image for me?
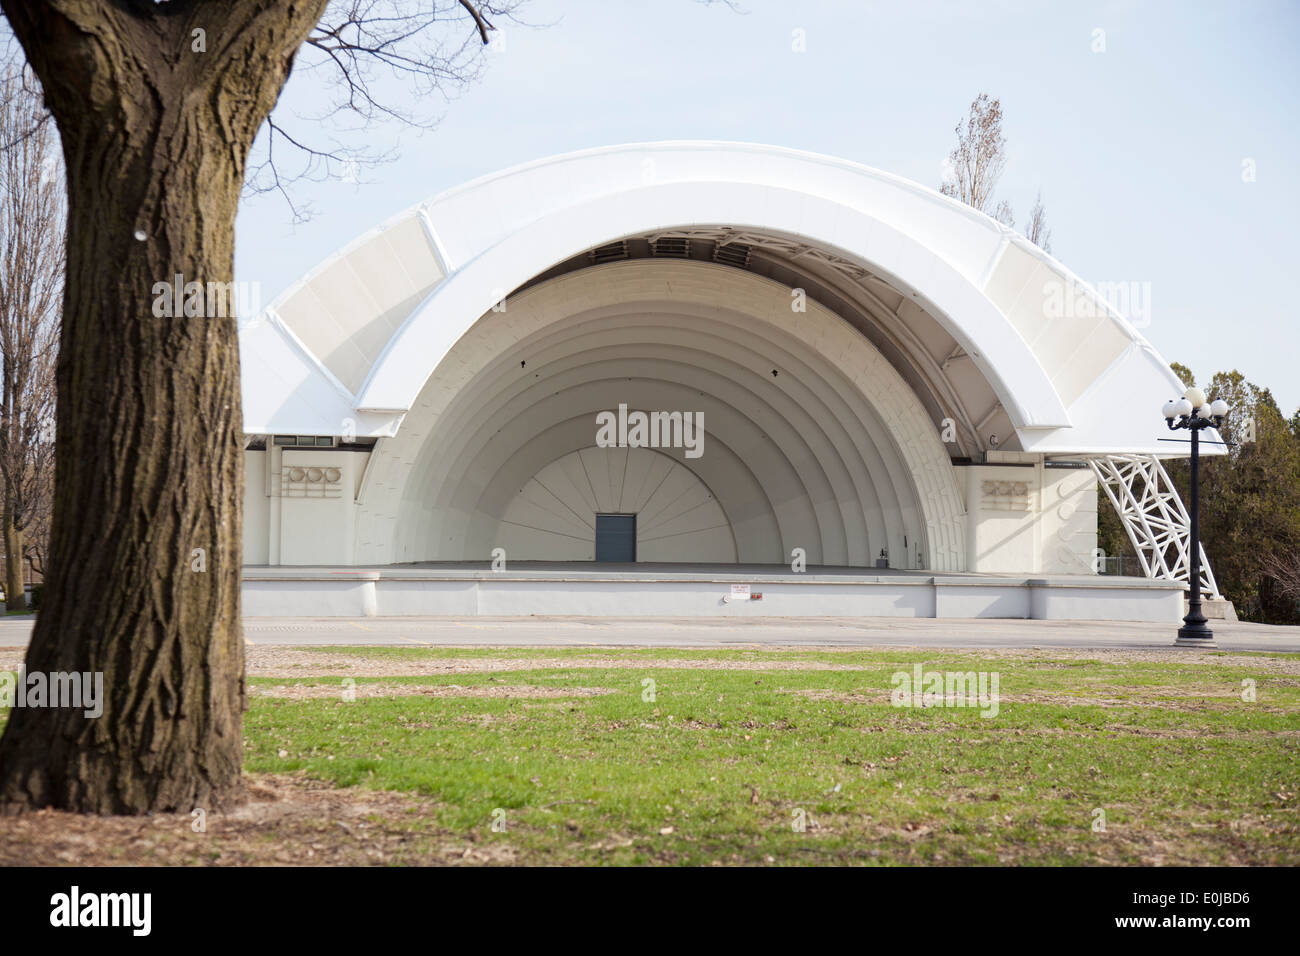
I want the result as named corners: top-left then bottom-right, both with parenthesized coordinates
top-left (1, 644), bottom-right (1297, 865)
top-left (238, 645), bottom-right (1300, 865)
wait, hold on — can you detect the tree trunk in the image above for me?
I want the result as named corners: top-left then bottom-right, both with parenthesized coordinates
top-left (0, 0), bottom-right (329, 814)
top-left (3, 508), bottom-right (24, 613)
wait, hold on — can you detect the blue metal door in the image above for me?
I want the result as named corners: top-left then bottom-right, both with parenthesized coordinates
top-left (595, 514), bottom-right (636, 562)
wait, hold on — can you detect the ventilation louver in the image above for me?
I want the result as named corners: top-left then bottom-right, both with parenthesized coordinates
top-left (651, 237), bottom-right (691, 258)
top-left (589, 240), bottom-right (628, 264)
top-left (713, 242), bottom-right (751, 268)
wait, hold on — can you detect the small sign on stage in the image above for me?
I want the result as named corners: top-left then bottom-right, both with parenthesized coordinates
top-left (728, 584), bottom-right (762, 602)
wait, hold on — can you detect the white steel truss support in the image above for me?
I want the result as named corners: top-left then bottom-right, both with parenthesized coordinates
top-left (1089, 454), bottom-right (1221, 598)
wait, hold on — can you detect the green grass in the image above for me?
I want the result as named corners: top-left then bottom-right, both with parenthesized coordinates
top-left (237, 647), bottom-right (1300, 864)
top-left (1, 646), bottom-right (1295, 864)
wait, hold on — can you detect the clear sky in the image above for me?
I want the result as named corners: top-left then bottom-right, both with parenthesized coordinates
top-left (234, 0), bottom-right (1300, 415)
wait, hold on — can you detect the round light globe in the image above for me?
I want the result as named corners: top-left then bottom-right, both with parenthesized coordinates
top-left (1196, 404), bottom-right (1212, 419)
top-left (1161, 399), bottom-right (1178, 419)
top-left (1185, 386), bottom-right (1207, 408)
top-left (1173, 398), bottom-right (1193, 417)
top-left (1210, 399), bottom-right (1229, 417)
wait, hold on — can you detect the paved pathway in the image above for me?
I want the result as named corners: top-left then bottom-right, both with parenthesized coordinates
top-left (1, 616), bottom-right (1297, 652)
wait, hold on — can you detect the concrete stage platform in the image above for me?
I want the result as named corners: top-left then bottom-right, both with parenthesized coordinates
top-left (242, 563), bottom-right (1185, 622)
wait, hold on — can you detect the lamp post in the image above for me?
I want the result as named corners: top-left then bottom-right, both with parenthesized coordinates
top-left (1161, 387), bottom-right (1230, 647)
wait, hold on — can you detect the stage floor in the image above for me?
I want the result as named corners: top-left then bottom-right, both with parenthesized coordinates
top-left (242, 562), bottom-right (1186, 623)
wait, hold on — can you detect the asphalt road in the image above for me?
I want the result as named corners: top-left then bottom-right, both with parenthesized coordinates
top-left (1, 615), bottom-right (1297, 652)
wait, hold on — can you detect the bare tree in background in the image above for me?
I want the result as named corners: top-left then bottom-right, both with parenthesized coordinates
top-left (941, 94), bottom-right (1010, 220)
top-left (256, 0), bottom-right (729, 219)
top-left (19, 459), bottom-right (51, 582)
top-left (248, 0), bottom-right (529, 220)
top-left (992, 198), bottom-right (1014, 229)
top-left (1024, 189), bottom-right (1051, 254)
top-left (1260, 546), bottom-right (1300, 604)
top-left (0, 63), bottom-right (60, 614)
top-left (941, 94), bottom-right (1057, 249)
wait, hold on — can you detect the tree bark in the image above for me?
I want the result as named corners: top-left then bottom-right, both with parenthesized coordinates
top-left (3, 508), bottom-right (23, 613)
top-left (0, 0), bottom-right (328, 813)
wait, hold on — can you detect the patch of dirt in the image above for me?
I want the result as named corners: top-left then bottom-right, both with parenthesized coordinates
top-left (242, 648), bottom-right (881, 677)
top-left (783, 685), bottom-right (1291, 713)
top-left (987, 648), bottom-right (1300, 675)
top-left (249, 682), bottom-right (613, 701)
top-left (1096, 724), bottom-right (1300, 738)
top-left (245, 645), bottom-right (1300, 678)
top-left (0, 774), bottom-right (523, 866)
top-left (6, 645), bottom-right (1298, 679)
top-left (791, 689), bottom-right (893, 704)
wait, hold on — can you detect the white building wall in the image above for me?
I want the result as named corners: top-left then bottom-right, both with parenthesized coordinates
top-left (243, 447), bottom-right (372, 566)
top-left (1039, 466), bottom-right (1099, 574)
top-left (964, 459), bottom-right (1097, 575)
top-left (241, 450), bottom-right (1099, 574)
top-left (243, 451), bottom-right (270, 565)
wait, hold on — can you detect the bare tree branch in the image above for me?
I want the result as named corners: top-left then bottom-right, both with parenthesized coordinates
top-left (244, 0), bottom-right (531, 216)
top-left (1260, 544), bottom-right (1300, 602)
top-left (1024, 189), bottom-right (1052, 254)
top-left (940, 94), bottom-right (1010, 218)
top-left (457, 0), bottom-right (495, 42)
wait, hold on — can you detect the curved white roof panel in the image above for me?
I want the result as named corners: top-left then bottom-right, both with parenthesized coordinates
top-left (240, 141), bottom-right (1201, 454)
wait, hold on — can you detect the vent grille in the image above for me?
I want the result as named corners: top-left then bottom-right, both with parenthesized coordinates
top-left (588, 240), bottom-right (628, 264)
top-left (273, 435), bottom-right (337, 447)
top-left (713, 242), bottom-right (751, 268)
top-left (651, 237), bottom-right (691, 258)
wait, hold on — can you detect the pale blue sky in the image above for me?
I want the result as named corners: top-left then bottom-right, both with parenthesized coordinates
top-left (235, 0), bottom-right (1300, 414)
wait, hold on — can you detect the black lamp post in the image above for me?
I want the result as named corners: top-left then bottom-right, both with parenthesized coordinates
top-left (1162, 387), bottom-right (1229, 647)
